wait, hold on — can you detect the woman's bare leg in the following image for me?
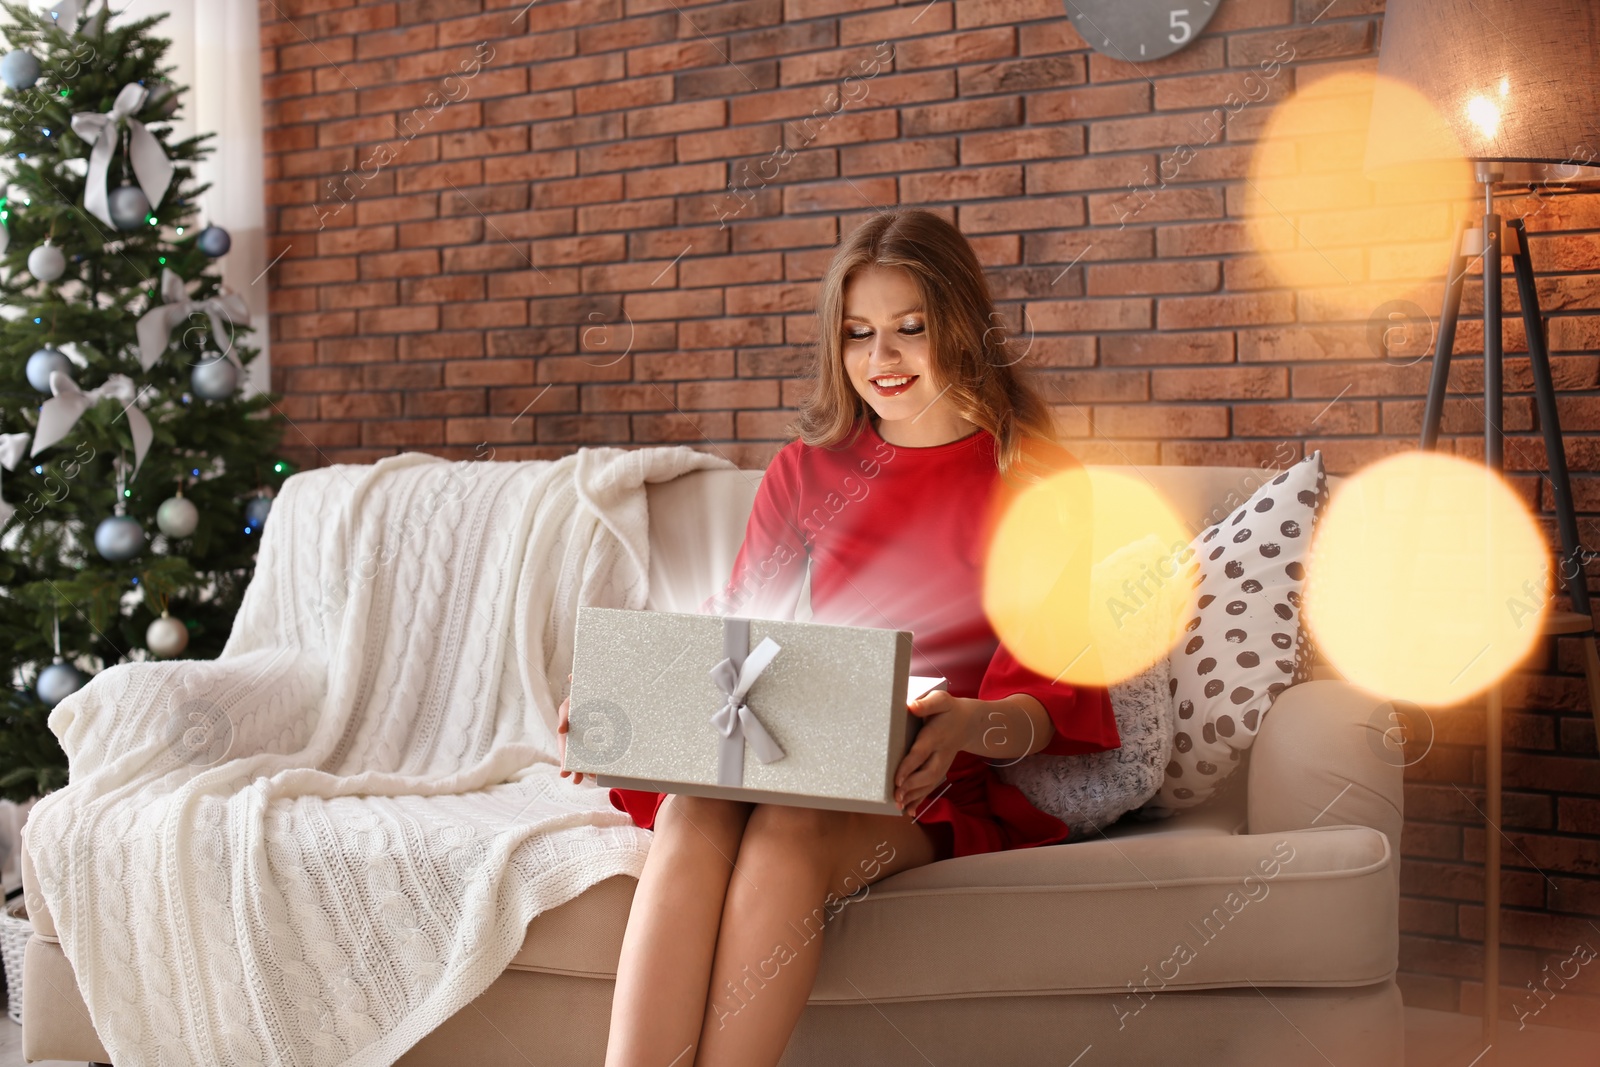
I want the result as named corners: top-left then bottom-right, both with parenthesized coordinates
top-left (693, 807), bottom-right (940, 1067)
top-left (605, 794), bottom-right (755, 1067)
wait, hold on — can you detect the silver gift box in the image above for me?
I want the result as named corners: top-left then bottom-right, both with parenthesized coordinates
top-left (565, 605), bottom-right (947, 815)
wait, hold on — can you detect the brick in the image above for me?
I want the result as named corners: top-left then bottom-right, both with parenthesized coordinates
top-left (1158, 292), bottom-right (1296, 330)
top-left (1026, 298), bottom-right (1150, 333)
top-left (731, 20), bottom-right (836, 61)
top-left (959, 55), bottom-right (1084, 96)
top-left (317, 337), bottom-right (395, 364)
top-left (1228, 22), bottom-right (1373, 66)
top-left (901, 97), bottom-right (1021, 136)
top-left (961, 126), bottom-right (1082, 165)
top-left (1151, 367), bottom-right (1288, 401)
top-left (895, 28), bottom-right (1014, 69)
top-left (578, 384), bottom-right (662, 413)
top-left (1027, 154), bottom-right (1155, 194)
top-left (1095, 404), bottom-right (1228, 439)
top-left (630, 411), bottom-right (730, 442)
top-left (902, 166), bottom-right (1022, 203)
top-left (1087, 261), bottom-right (1219, 295)
top-left (627, 99), bottom-right (727, 137)
top-left (1101, 332), bottom-right (1234, 366)
top-left (541, 413), bottom-right (634, 442)
top-left (959, 197), bottom-right (1085, 233)
top-left (680, 316), bottom-right (785, 348)
top-left (840, 137), bottom-right (958, 176)
top-left (1235, 399), bottom-right (1379, 437)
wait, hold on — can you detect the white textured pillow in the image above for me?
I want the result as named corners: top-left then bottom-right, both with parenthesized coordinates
top-left (997, 657), bottom-right (1173, 834)
top-left (1149, 451), bottom-right (1329, 812)
top-left (996, 534), bottom-right (1181, 834)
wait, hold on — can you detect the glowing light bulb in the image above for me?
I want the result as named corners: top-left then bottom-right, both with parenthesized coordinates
top-left (1467, 95), bottom-right (1501, 139)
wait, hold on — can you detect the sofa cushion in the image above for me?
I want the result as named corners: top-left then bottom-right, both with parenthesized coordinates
top-left (505, 789), bottom-right (1397, 1001)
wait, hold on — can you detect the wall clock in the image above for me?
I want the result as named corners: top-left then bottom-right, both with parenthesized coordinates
top-left (1062, 1), bottom-right (1220, 62)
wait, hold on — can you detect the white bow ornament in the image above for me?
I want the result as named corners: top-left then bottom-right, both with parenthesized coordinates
top-left (48, 0), bottom-right (81, 29)
top-left (70, 83), bottom-right (174, 230)
top-left (136, 267), bottom-right (250, 372)
top-left (0, 432), bottom-right (32, 528)
top-left (31, 372), bottom-right (151, 480)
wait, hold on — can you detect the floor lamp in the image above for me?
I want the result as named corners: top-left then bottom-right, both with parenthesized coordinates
top-left (1367, 0), bottom-right (1600, 1050)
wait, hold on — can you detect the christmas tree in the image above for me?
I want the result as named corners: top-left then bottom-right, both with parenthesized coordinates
top-left (0, 0), bottom-right (289, 801)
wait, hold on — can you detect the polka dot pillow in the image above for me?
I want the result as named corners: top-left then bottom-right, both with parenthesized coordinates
top-left (1148, 451), bottom-right (1329, 812)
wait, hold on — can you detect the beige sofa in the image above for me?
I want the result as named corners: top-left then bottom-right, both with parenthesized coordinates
top-left (21, 460), bottom-right (1405, 1066)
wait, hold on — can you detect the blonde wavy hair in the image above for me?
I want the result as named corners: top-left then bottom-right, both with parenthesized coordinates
top-left (790, 207), bottom-right (1063, 482)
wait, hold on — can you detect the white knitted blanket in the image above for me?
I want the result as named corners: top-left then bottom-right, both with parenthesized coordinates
top-left (23, 446), bottom-right (732, 1067)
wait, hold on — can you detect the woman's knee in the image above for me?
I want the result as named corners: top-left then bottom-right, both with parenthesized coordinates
top-left (654, 793), bottom-right (754, 853)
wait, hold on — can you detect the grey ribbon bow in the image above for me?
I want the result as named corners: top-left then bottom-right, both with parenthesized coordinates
top-left (31, 372), bottom-right (151, 480)
top-left (708, 618), bottom-right (786, 786)
top-left (71, 83), bottom-right (174, 230)
top-left (0, 432), bottom-right (30, 528)
top-left (136, 268), bottom-right (250, 372)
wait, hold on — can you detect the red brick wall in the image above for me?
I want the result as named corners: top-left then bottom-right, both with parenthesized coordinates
top-left (257, 0), bottom-right (1600, 1026)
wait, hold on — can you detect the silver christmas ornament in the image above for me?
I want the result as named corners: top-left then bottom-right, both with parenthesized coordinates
top-left (244, 494), bottom-right (272, 531)
top-left (37, 661), bottom-right (87, 706)
top-left (146, 612), bottom-right (189, 658)
top-left (0, 49), bottom-right (40, 91)
top-left (195, 225), bottom-right (231, 257)
top-left (191, 355), bottom-right (238, 400)
top-left (156, 493), bottom-right (199, 538)
top-left (94, 514), bottom-right (145, 561)
top-left (28, 241), bottom-right (66, 282)
top-left (26, 346), bottom-right (73, 393)
top-left (107, 184), bottom-right (151, 231)
top-left (144, 77), bottom-right (179, 119)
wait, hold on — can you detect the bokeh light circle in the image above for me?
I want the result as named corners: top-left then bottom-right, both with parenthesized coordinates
top-left (1245, 71), bottom-right (1474, 322)
top-left (1304, 450), bottom-right (1550, 707)
top-left (984, 468), bottom-right (1195, 689)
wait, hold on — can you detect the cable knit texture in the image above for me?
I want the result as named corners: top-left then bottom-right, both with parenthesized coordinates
top-left (22, 446), bottom-right (732, 1067)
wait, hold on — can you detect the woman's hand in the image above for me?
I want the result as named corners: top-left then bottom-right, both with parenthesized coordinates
top-left (557, 672), bottom-right (586, 784)
top-left (893, 690), bottom-right (980, 817)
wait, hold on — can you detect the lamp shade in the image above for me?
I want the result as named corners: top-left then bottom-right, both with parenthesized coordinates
top-left (1366, 0), bottom-right (1600, 182)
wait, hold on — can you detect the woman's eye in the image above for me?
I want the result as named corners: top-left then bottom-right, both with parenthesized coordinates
top-left (846, 329), bottom-right (871, 340)
top-left (900, 323), bottom-right (924, 335)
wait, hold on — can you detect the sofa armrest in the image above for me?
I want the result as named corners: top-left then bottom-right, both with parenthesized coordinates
top-left (1248, 679), bottom-right (1404, 858)
top-left (19, 833), bottom-right (55, 939)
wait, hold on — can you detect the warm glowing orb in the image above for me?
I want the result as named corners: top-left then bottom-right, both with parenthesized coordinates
top-left (1245, 71), bottom-right (1474, 322)
top-left (984, 468), bottom-right (1195, 689)
top-left (1304, 451), bottom-right (1550, 707)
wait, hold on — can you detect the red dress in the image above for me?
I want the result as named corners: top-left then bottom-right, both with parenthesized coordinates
top-left (608, 415), bottom-right (1120, 860)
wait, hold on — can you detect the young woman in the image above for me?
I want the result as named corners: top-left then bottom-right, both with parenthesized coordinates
top-left (558, 207), bottom-right (1118, 1067)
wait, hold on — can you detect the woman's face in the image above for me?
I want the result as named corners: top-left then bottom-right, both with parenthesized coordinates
top-left (841, 265), bottom-right (952, 433)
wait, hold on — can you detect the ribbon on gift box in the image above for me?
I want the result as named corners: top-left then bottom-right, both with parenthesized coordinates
top-left (136, 267), bottom-right (250, 373)
top-left (71, 83), bottom-right (174, 231)
top-left (708, 617), bottom-right (786, 787)
top-left (0, 432), bottom-right (30, 528)
top-left (31, 372), bottom-right (151, 479)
